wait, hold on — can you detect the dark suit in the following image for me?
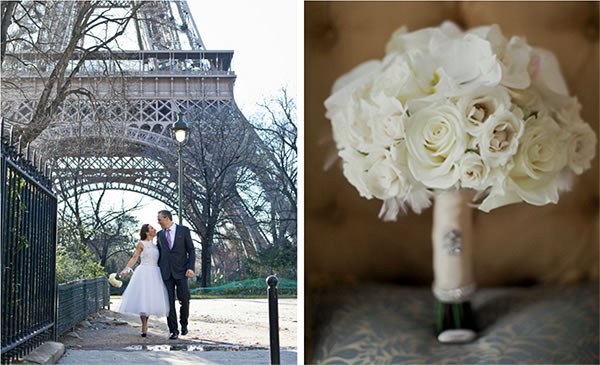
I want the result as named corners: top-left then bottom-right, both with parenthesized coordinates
top-left (157, 224), bottom-right (195, 334)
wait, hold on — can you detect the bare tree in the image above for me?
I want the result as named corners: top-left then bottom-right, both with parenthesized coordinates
top-left (1, 0), bottom-right (145, 144)
top-left (251, 87), bottom-right (298, 249)
top-left (54, 149), bottom-right (144, 268)
top-left (57, 189), bottom-right (142, 270)
top-left (42, 104), bottom-right (144, 271)
top-left (187, 88), bottom-right (299, 281)
top-left (0, 1), bottom-right (18, 61)
top-left (177, 107), bottom-right (263, 287)
top-left (2, 1), bottom-right (299, 285)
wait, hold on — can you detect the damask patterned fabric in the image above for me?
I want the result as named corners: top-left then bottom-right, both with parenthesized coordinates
top-left (312, 283), bottom-right (599, 364)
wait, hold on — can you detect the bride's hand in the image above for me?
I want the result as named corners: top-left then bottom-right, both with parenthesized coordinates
top-left (120, 267), bottom-right (132, 277)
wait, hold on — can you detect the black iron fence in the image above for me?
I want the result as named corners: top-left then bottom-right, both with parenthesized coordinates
top-left (56, 277), bottom-right (110, 336)
top-left (1, 119), bottom-right (58, 364)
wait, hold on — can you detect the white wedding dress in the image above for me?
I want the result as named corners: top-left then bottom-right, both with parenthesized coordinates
top-left (118, 240), bottom-right (169, 317)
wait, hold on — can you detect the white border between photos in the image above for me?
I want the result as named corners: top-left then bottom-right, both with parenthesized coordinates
top-left (296, 1), bottom-right (305, 364)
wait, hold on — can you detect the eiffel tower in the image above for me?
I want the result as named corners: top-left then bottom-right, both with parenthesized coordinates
top-left (0, 0), bottom-right (296, 286)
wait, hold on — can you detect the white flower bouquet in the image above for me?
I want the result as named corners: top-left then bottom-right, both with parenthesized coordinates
top-left (108, 273), bottom-right (123, 288)
top-left (324, 21), bottom-right (597, 343)
top-left (325, 21), bottom-right (596, 220)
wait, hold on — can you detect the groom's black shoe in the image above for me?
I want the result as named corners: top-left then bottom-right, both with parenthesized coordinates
top-left (181, 327), bottom-right (188, 336)
top-left (169, 332), bottom-right (178, 340)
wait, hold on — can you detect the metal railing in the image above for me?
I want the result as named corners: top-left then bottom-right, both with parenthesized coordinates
top-left (1, 119), bottom-right (58, 365)
top-left (56, 278), bottom-right (110, 337)
top-left (2, 50), bottom-right (236, 77)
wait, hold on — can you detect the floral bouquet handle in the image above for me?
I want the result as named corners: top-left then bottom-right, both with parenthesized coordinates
top-left (432, 190), bottom-right (477, 342)
top-left (325, 21), bottom-right (596, 343)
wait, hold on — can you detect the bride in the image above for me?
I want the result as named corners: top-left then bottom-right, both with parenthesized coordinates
top-left (118, 224), bottom-right (169, 337)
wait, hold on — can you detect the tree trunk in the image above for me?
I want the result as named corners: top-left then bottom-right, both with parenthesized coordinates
top-left (201, 241), bottom-right (212, 287)
top-left (1, 1), bottom-right (18, 63)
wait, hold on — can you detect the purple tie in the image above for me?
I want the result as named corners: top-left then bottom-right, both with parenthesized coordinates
top-left (166, 229), bottom-right (173, 250)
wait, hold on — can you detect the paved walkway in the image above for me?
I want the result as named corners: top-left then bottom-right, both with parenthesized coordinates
top-left (58, 349), bottom-right (298, 364)
top-left (56, 298), bottom-right (298, 365)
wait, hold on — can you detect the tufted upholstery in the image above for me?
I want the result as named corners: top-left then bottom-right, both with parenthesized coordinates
top-left (305, 2), bottom-right (599, 362)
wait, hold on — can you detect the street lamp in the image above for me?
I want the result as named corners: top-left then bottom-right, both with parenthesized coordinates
top-left (172, 112), bottom-right (189, 225)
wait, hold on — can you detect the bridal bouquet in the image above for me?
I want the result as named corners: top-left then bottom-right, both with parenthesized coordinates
top-left (108, 273), bottom-right (123, 288)
top-left (325, 22), bottom-right (596, 219)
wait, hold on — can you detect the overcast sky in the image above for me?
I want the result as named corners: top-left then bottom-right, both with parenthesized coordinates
top-left (188, 0), bottom-right (298, 116)
top-left (129, 0), bottom-right (299, 227)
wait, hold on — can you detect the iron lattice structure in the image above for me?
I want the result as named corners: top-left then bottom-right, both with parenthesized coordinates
top-left (0, 0), bottom-right (296, 284)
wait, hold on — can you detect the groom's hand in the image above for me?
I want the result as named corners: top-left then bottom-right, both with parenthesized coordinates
top-left (185, 269), bottom-right (195, 279)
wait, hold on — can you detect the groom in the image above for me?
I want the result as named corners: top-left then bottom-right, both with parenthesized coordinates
top-left (157, 210), bottom-right (196, 340)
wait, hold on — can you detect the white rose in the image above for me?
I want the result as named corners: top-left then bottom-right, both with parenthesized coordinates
top-left (507, 88), bottom-right (548, 120)
top-left (458, 152), bottom-right (491, 189)
top-left (325, 59), bottom-right (414, 153)
top-left (478, 115), bottom-right (569, 212)
top-left (328, 97), bottom-right (374, 152)
top-left (476, 105), bottom-right (524, 168)
top-left (405, 102), bottom-right (467, 189)
top-left (377, 141), bottom-right (433, 218)
top-left (565, 121), bottom-right (597, 175)
top-left (554, 97), bottom-right (584, 127)
top-left (329, 93), bottom-right (408, 153)
top-left (339, 54), bottom-right (436, 151)
top-left (552, 99), bottom-right (597, 175)
top-left (325, 60), bottom-right (382, 151)
top-left (364, 149), bottom-right (409, 200)
top-left (339, 147), bottom-right (412, 201)
top-left (389, 139), bottom-right (426, 190)
top-left (339, 148), bottom-right (373, 199)
top-left (456, 86), bottom-right (512, 136)
top-left (507, 116), bottom-right (568, 206)
top-left (369, 93), bottom-right (407, 147)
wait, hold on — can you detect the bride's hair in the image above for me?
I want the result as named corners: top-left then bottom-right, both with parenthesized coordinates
top-left (139, 224), bottom-right (150, 240)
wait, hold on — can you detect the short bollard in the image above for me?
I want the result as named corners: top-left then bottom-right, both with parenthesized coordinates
top-left (267, 275), bottom-right (280, 365)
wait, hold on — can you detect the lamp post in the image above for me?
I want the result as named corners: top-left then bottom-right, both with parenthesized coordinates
top-left (171, 112), bottom-right (189, 225)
